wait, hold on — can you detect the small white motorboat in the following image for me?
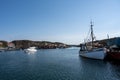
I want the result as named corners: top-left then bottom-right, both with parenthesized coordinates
top-left (24, 47), bottom-right (37, 53)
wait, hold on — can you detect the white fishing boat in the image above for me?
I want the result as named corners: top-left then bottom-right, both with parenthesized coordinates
top-left (24, 47), bottom-right (37, 53)
top-left (79, 21), bottom-right (106, 60)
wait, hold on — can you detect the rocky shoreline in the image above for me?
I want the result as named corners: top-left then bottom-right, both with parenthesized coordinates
top-left (0, 37), bottom-right (119, 50)
top-left (0, 40), bottom-right (73, 50)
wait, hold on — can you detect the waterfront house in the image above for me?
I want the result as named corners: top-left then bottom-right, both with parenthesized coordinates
top-left (8, 42), bottom-right (15, 49)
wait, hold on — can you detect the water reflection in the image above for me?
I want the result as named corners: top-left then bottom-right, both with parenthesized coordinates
top-left (0, 49), bottom-right (120, 80)
top-left (108, 61), bottom-right (120, 79)
top-left (79, 56), bottom-right (120, 80)
top-left (24, 51), bottom-right (37, 54)
top-left (79, 57), bottom-right (107, 80)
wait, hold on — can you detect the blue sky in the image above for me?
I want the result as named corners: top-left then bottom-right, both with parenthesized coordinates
top-left (0, 0), bottom-right (120, 44)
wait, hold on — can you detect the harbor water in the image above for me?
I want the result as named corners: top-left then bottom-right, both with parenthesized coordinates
top-left (0, 49), bottom-right (120, 80)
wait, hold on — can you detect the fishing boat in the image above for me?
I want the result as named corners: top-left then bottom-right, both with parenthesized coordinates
top-left (79, 21), bottom-right (106, 60)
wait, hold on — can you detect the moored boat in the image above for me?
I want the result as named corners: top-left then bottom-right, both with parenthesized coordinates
top-left (106, 38), bottom-right (120, 60)
top-left (79, 21), bottom-right (106, 60)
top-left (79, 46), bottom-right (106, 60)
top-left (106, 50), bottom-right (120, 60)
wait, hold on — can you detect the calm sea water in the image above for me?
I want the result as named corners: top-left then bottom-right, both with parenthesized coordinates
top-left (0, 49), bottom-right (120, 80)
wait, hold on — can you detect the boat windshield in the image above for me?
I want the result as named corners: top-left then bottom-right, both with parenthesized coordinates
top-left (80, 44), bottom-right (87, 51)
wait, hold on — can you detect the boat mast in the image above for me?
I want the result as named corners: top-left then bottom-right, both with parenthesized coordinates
top-left (90, 21), bottom-right (94, 49)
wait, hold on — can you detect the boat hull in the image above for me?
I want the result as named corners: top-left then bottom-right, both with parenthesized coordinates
top-left (79, 50), bottom-right (106, 60)
top-left (106, 52), bottom-right (120, 60)
top-left (24, 47), bottom-right (37, 53)
top-left (24, 49), bottom-right (37, 53)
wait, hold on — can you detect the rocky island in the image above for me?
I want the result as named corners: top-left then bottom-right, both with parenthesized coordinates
top-left (0, 40), bottom-right (71, 50)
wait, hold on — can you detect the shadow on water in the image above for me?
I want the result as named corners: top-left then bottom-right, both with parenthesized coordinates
top-left (107, 61), bottom-right (120, 80)
top-left (107, 60), bottom-right (120, 65)
top-left (79, 56), bottom-right (107, 67)
top-left (78, 56), bottom-right (120, 80)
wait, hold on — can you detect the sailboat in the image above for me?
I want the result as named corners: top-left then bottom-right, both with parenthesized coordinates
top-left (79, 21), bottom-right (106, 60)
